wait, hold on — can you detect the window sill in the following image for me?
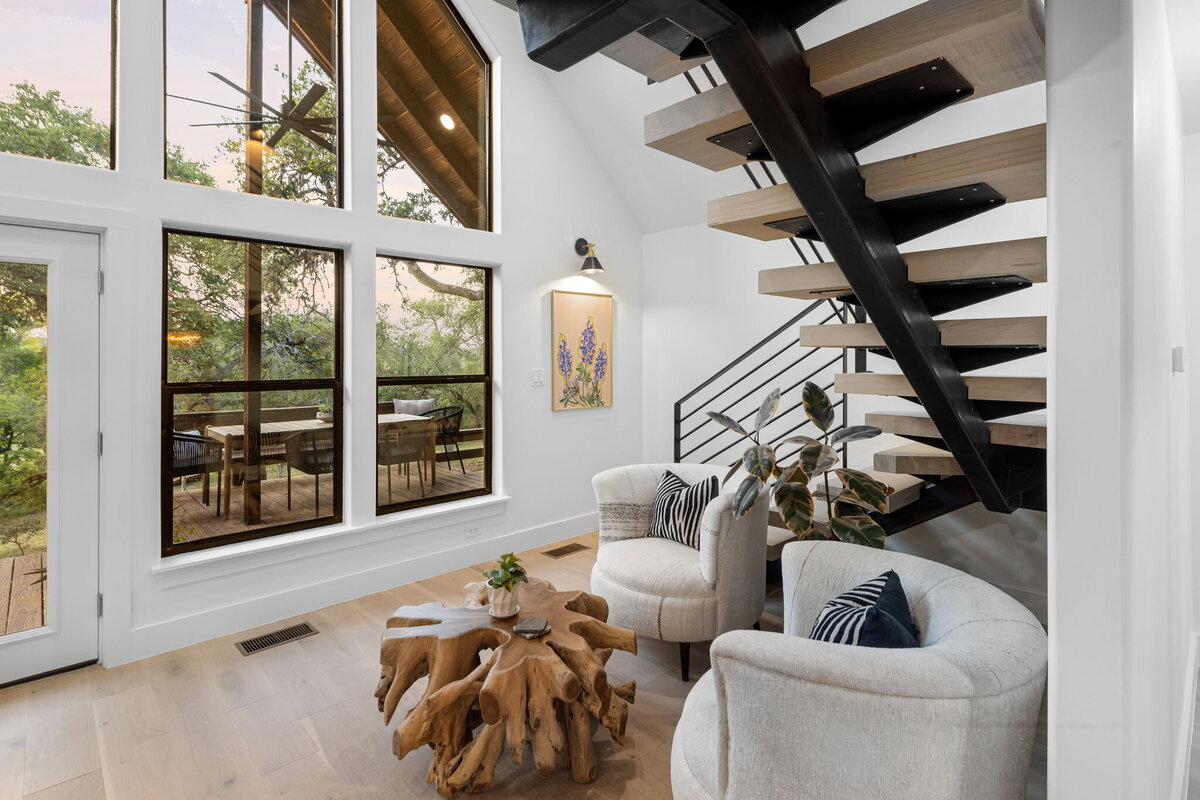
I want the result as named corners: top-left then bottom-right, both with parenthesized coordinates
top-left (152, 493), bottom-right (511, 582)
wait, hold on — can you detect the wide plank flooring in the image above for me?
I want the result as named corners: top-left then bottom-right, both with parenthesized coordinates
top-left (0, 532), bottom-right (740, 799)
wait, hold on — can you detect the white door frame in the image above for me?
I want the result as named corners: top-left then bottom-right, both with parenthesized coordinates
top-left (0, 224), bottom-right (101, 685)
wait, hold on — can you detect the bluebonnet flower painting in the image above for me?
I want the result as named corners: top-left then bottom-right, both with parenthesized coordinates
top-left (551, 292), bottom-right (613, 410)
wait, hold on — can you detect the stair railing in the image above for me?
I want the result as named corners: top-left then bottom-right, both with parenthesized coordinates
top-left (673, 298), bottom-right (855, 467)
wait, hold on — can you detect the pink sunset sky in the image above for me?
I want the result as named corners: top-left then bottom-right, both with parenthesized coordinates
top-left (1, 0), bottom-right (429, 200)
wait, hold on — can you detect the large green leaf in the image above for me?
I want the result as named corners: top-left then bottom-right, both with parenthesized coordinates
top-left (734, 475), bottom-right (763, 517)
top-left (742, 445), bottom-right (776, 481)
top-left (799, 442), bottom-right (838, 478)
top-left (723, 458), bottom-right (742, 487)
top-left (754, 388), bottom-right (782, 433)
top-left (833, 468), bottom-right (893, 513)
top-left (773, 482), bottom-right (814, 537)
top-left (775, 462), bottom-right (809, 486)
top-left (706, 410), bottom-right (749, 438)
top-left (778, 434), bottom-right (817, 448)
top-left (802, 381), bottom-right (836, 432)
top-left (829, 425), bottom-right (882, 446)
top-left (830, 514), bottom-right (887, 548)
top-left (832, 490), bottom-right (879, 514)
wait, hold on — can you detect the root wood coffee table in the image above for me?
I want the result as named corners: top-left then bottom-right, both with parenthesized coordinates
top-left (375, 583), bottom-right (637, 797)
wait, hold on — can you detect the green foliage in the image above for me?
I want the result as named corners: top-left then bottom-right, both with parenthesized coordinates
top-left (483, 553), bottom-right (528, 592)
top-left (710, 382), bottom-right (892, 549)
top-left (0, 82), bottom-right (109, 166)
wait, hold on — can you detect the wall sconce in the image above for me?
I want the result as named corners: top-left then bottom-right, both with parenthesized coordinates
top-left (574, 238), bottom-right (605, 275)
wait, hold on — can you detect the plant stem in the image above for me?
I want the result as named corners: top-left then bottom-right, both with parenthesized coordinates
top-left (822, 432), bottom-right (833, 535)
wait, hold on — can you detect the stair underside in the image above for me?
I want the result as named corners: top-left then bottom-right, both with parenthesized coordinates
top-left (759, 237), bottom-right (1047, 300)
top-left (801, 315), bottom-right (1046, 348)
top-left (645, 0), bottom-right (1046, 170)
top-left (874, 442), bottom-right (962, 476)
top-left (867, 410), bottom-right (1047, 449)
top-left (836, 373), bottom-right (1046, 404)
top-left (709, 123), bottom-right (1046, 241)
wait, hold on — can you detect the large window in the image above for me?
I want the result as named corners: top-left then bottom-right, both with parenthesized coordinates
top-left (163, 231), bottom-right (342, 554)
top-left (377, 0), bottom-right (490, 230)
top-left (165, 0), bottom-right (342, 206)
top-left (0, 1), bottom-right (115, 168)
top-left (376, 256), bottom-right (490, 513)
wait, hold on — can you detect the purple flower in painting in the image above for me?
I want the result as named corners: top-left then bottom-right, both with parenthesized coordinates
top-left (557, 333), bottom-right (573, 380)
top-left (593, 342), bottom-right (608, 386)
top-left (578, 316), bottom-right (597, 366)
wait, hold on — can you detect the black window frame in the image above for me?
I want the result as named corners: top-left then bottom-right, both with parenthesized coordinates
top-left (161, 228), bottom-right (344, 556)
top-left (375, 257), bottom-right (492, 515)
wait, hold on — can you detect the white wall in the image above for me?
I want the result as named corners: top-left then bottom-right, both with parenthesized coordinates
top-left (0, 0), bottom-right (649, 665)
top-left (1048, 0), bottom-right (1192, 795)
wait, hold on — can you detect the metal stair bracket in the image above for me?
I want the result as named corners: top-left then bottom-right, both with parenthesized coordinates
top-left (512, 0), bottom-right (1026, 512)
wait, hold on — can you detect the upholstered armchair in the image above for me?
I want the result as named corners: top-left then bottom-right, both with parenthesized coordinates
top-left (590, 463), bottom-right (769, 681)
top-left (671, 540), bottom-right (1047, 800)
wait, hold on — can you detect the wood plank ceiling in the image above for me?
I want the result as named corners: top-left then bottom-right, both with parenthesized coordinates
top-left (263, 0), bottom-right (489, 229)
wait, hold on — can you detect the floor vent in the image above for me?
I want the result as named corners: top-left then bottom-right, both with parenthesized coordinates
top-left (235, 621), bottom-right (318, 656)
top-left (542, 542), bottom-right (590, 559)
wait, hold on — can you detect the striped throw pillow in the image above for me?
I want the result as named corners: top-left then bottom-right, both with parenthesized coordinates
top-left (646, 470), bottom-right (719, 550)
top-left (809, 570), bottom-right (919, 648)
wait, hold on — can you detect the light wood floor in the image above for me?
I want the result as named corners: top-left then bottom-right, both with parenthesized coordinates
top-left (0, 552), bottom-right (45, 636)
top-left (0, 532), bottom-right (733, 799)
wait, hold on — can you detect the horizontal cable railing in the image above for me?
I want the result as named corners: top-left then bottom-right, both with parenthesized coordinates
top-left (673, 298), bottom-right (853, 466)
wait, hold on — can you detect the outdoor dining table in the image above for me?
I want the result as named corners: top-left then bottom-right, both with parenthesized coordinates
top-left (204, 413), bottom-right (436, 520)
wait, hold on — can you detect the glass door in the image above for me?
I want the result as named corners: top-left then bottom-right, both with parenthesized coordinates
top-left (0, 224), bottom-right (99, 685)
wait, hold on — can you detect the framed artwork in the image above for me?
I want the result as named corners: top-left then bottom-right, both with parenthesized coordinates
top-left (551, 290), bottom-right (613, 411)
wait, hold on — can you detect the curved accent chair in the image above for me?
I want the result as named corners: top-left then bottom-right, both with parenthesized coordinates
top-left (671, 540), bottom-right (1048, 800)
top-left (590, 463), bottom-right (769, 681)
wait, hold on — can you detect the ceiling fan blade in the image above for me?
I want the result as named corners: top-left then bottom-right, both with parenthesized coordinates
top-left (291, 124), bottom-right (337, 154)
top-left (189, 119), bottom-right (284, 128)
top-left (265, 121), bottom-right (292, 149)
top-left (287, 83), bottom-right (328, 121)
top-left (168, 93), bottom-right (259, 116)
top-left (208, 71), bottom-right (285, 118)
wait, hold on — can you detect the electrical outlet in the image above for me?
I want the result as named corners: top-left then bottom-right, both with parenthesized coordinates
top-left (465, 526), bottom-right (482, 540)
top-left (530, 368), bottom-right (546, 387)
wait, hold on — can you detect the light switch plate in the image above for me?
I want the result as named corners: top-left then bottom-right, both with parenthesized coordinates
top-left (531, 368), bottom-right (546, 386)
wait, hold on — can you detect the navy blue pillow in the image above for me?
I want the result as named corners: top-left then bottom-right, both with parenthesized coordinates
top-left (809, 570), bottom-right (919, 648)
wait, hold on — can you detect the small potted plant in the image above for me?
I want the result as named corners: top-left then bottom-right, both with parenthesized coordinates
top-left (483, 553), bottom-right (528, 618)
top-left (316, 404), bottom-right (334, 423)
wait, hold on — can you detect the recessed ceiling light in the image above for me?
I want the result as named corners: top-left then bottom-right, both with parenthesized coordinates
top-left (439, 114), bottom-right (456, 130)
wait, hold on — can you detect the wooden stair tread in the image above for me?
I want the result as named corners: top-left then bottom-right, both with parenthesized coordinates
top-left (759, 237), bottom-right (1047, 300)
top-left (874, 443), bottom-right (963, 476)
top-left (813, 469), bottom-right (926, 512)
top-left (835, 373), bottom-right (1046, 403)
top-left (801, 316), bottom-right (1046, 348)
top-left (866, 410), bottom-right (1047, 449)
top-left (709, 124), bottom-right (1046, 241)
top-left (645, 0), bottom-right (1045, 170)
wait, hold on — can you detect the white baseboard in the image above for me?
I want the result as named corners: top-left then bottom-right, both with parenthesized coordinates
top-left (123, 511), bottom-right (598, 664)
top-left (1174, 633), bottom-right (1200, 800)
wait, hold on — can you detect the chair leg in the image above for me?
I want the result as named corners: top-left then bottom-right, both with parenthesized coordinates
top-left (679, 642), bottom-right (691, 682)
top-left (386, 462), bottom-right (393, 503)
top-left (753, 621), bottom-right (761, 631)
top-left (405, 460), bottom-right (411, 490)
top-left (202, 471), bottom-right (210, 505)
top-left (215, 474), bottom-right (221, 518)
top-left (417, 458), bottom-right (426, 497)
top-left (455, 441), bottom-right (467, 474)
top-left (315, 473), bottom-right (320, 517)
top-left (287, 465), bottom-right (292, 510)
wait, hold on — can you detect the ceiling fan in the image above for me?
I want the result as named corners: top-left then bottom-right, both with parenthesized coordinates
top-left (167, 1), bottom-right (336, 153)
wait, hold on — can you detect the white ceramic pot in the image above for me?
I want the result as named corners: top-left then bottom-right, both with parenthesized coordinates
top-left (488, 584), bottom-right (520, 618)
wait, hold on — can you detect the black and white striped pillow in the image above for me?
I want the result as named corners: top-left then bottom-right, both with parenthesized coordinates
top-left (809, 570), bottom-right (919, 648)
top-left (646, 470), bottom-right (719, 550)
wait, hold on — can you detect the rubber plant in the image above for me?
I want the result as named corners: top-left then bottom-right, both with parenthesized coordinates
top-left (707, 382), bottom-right (894, 548)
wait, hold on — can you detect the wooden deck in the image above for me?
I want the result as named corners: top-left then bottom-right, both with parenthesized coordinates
top-left (172, 463), bottom-right (486, 544)
top-left (0, 551), bottom-right (46, 636)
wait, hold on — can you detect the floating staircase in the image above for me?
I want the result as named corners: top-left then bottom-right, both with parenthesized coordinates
top-left (506, 0), bottom-right (1049, 527)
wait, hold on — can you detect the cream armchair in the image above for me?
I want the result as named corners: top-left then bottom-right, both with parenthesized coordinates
top-left (590, 463), bottom-right (769, 681)
top-left (672, 540), bottom-right (1047, 800)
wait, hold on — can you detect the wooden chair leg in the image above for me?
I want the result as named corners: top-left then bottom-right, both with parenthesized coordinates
top-left (387, 462), bottom-right (393, 503)
top-left (417, 458), bottom-right (426, 497)
top-left (679, 642), bottom-right (691, 682)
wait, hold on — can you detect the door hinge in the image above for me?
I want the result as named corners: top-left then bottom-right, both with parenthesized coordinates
top-left (97, 432), bottom-right (103, 456)
top-left (97, 270), bottom-right (105, 295)
top-left (97, 593), bottom-right (103, 617)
